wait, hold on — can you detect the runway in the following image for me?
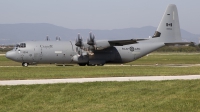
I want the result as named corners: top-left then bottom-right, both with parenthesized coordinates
top-left (1, 75), bottom-right (200, 86)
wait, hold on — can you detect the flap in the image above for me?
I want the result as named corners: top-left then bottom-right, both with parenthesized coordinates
top-left (108, 39), bottom-right (147, 46)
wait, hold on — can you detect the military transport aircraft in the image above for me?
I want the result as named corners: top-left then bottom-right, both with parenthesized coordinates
top-left (6, 4), bottom-right (190, 66)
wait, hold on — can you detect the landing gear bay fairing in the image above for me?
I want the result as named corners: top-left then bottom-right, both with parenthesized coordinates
top-left (6, 4), bottom-right (190, 66)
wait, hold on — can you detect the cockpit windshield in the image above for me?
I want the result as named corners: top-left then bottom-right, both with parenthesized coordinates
top-left (19, 43), bottom-right (26, 48)
top-left (14, 43), bottom-right (26, 50)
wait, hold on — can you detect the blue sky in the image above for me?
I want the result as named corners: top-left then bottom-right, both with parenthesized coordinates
top-left (0, 0), bottom-right (199, 34)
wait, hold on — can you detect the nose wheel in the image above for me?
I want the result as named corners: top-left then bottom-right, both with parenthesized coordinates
top-left (22, 62), bottom-right (29, 67)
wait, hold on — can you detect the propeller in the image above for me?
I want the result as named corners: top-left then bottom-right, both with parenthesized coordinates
top-left (75, 33), bottom-right (83, 47)
top-left (56, 36), bottom-right (61, 41)
top-left (87, 32), bottom-right (96, 53)
top-left (87, 32), bottom-right (95, 46)
top-left (75, 34), bottom-right (84, 55)
top-left (75, 33), bottom-right (96, 56)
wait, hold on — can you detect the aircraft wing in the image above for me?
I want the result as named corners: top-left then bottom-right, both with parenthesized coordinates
top-left (108, 39), bottom-right (147, 46)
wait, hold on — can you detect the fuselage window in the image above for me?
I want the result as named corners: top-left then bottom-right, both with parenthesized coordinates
top-left (19, 43), bottom-right (26, 48)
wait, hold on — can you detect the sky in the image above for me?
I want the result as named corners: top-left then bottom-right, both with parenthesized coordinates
top-left (0, 0), bottom-right (199, 34)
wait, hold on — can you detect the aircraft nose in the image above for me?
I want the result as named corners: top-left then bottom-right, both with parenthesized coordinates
top-left (6, 51), bottom-right (15, 60)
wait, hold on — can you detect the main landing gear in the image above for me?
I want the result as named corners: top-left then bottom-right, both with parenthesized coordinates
top-left (22, 62), bottom-right (29, 67)
top-left (78, 63), bottom-right (104, 66)
top-left (78, 63), bottom-right (87, 66)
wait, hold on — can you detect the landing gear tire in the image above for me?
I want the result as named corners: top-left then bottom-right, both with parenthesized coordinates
top-left (78, 63), bottom-right (87, 66)
top-left (22, 62), bottom-right (29, 67)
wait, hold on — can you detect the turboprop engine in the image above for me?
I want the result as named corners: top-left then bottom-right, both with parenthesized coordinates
top-left (72, 34), bottom-right (89, 64)
top-left (86, 32), bottom-right (96, 55)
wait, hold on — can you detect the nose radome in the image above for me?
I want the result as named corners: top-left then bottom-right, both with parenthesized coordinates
top-left (6, 51), bottom-right (15, 60)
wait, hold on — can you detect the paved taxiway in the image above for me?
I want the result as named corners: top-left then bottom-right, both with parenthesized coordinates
top-left (1, 75), bottom-right (200, 86)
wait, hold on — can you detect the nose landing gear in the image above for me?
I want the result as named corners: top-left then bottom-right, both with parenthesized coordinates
top-left (22, 62), bottom-right (29, 67)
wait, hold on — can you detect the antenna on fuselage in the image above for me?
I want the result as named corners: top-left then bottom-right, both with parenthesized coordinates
top-left (46, 35), bottom-right (50, 41)
top-left (56, 36), bottom-right (61, 41)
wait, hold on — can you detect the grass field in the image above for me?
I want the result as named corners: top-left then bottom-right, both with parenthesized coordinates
top-left (1, 66), bottom-right (200, 80)
top-left (1, 53), bottom-right (200, 111)
top-left (1, 53), bottom-right (200, 80)
top-left (1, 80), bottom-right (200, 112)
top-left (128, 52), bottom-right (200, 65)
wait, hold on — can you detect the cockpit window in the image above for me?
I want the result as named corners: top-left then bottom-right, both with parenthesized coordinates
top-left (13, 43), bottom-right (26, 50)
top-left (19, 43), bottom-right (26, 48)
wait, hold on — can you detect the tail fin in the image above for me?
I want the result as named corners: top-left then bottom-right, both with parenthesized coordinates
top-left (153, 4), bottom-right (182, 43)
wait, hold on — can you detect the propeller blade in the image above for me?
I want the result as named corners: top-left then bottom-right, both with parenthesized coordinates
top-left (87, 32), bottom-right (95, 45)
top-left (75, 34), bottom-right (83, 47)
top-left (89, 32), bottom-right (92, 39)
top-left (78, 33), bottom-right (81, 40)
top-left (92, 34), bottom-right (95, 40)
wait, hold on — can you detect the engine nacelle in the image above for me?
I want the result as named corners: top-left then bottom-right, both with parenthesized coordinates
top-left (95, 40), bottom-right (111, 50)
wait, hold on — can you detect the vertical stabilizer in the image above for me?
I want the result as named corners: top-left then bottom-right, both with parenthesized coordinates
top-left (153, 4), bottom-right (182, 42)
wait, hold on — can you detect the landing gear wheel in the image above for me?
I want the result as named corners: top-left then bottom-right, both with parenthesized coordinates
top-left (87, 64), bottom-right (95, 66)
top-left (22, 62), bottom-right (29, 67)
top-left (78, 63), bottom-right (87, 66)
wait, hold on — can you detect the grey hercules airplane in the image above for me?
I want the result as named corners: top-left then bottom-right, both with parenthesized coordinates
top-left (6, 4), bottom-right (191, 67)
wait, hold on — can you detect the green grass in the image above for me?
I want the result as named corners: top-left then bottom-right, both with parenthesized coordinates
top-left (1, 80), bottom-right (200, 112)
top-left (128, 52), bottom-right (200, 65)
top-left (1, 53), bottom-right (200, 111)
top-left (1, 66), bottom-right (200, 80)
